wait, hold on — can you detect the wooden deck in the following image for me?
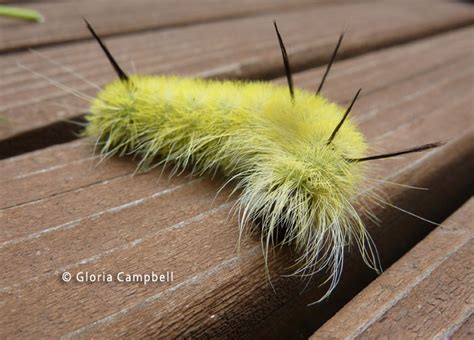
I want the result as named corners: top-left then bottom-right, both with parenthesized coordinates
top-left (0, 0), bottom-right (473, 338)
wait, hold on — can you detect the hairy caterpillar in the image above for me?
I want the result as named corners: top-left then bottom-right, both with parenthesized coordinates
top-left (82, 19), bottom-right (442, 300)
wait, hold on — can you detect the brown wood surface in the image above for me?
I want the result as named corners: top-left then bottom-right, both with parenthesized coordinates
top-left (0, 0), bottom-right (473, 157)
top-left (1, 24), bottom-right (473, 337)
top-left (0, 0), bottom-right (317, 52)
top-left (312, 197), bottom-right (474, 339)
top-left (453, 315), bottom-right (474, 339)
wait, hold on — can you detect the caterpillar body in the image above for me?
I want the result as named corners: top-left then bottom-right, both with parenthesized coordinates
top-left (83, 20), bottom-right (442, 299)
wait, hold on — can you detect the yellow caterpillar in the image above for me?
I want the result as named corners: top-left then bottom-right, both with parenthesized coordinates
top-left (84, 20), bottom-right (441, 300)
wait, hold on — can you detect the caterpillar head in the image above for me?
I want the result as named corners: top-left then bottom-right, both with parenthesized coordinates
top-left (234, 88), bottom-right (372, 295)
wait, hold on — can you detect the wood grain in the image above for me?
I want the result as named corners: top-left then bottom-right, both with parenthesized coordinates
top-left (312, 197), bottom-right (474, 339)
top-left (0, 0), bottom-right (317, 52)
top-left (0, 0), bottom-right (473, 154)
top-left (453, 314), bottom-right (474, 339)
top-left (1, 27), bottom-right (473, 338)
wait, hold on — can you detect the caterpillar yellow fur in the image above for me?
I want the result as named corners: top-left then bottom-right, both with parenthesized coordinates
top-left (83, 19), bottom-right (442, 300)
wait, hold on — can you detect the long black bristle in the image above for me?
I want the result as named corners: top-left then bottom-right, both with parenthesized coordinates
top-left (327, 88), bottom-right (361, 145)
top-left (316, 33), bottom-right (344, 96)
top-left (348, 141), bottom-right (445, 162)
top-left (273, 21), bottom-right (294, 102)
top-left (84, 18), bottom-right (129, 82)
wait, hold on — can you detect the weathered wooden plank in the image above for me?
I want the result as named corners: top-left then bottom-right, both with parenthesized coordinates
top-left (1, 29), bottom-right (473, 337)
top-left (0, 0), bottom-right (317, 52)
top-left (452, 315), bottom-right (474, 339)
top-left (0, 0), bottom-right (472, 155)
top-left (312, 197), bottom-right (474, 339)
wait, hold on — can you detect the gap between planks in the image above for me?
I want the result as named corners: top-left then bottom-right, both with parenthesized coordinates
top-left (312, 197), bottom-right (474, 339)
top-left (0, 0), bottom-right (322, 53)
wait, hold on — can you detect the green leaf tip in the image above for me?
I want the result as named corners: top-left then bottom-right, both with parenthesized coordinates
top-left (0, 5), bottom-right (44, 23)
